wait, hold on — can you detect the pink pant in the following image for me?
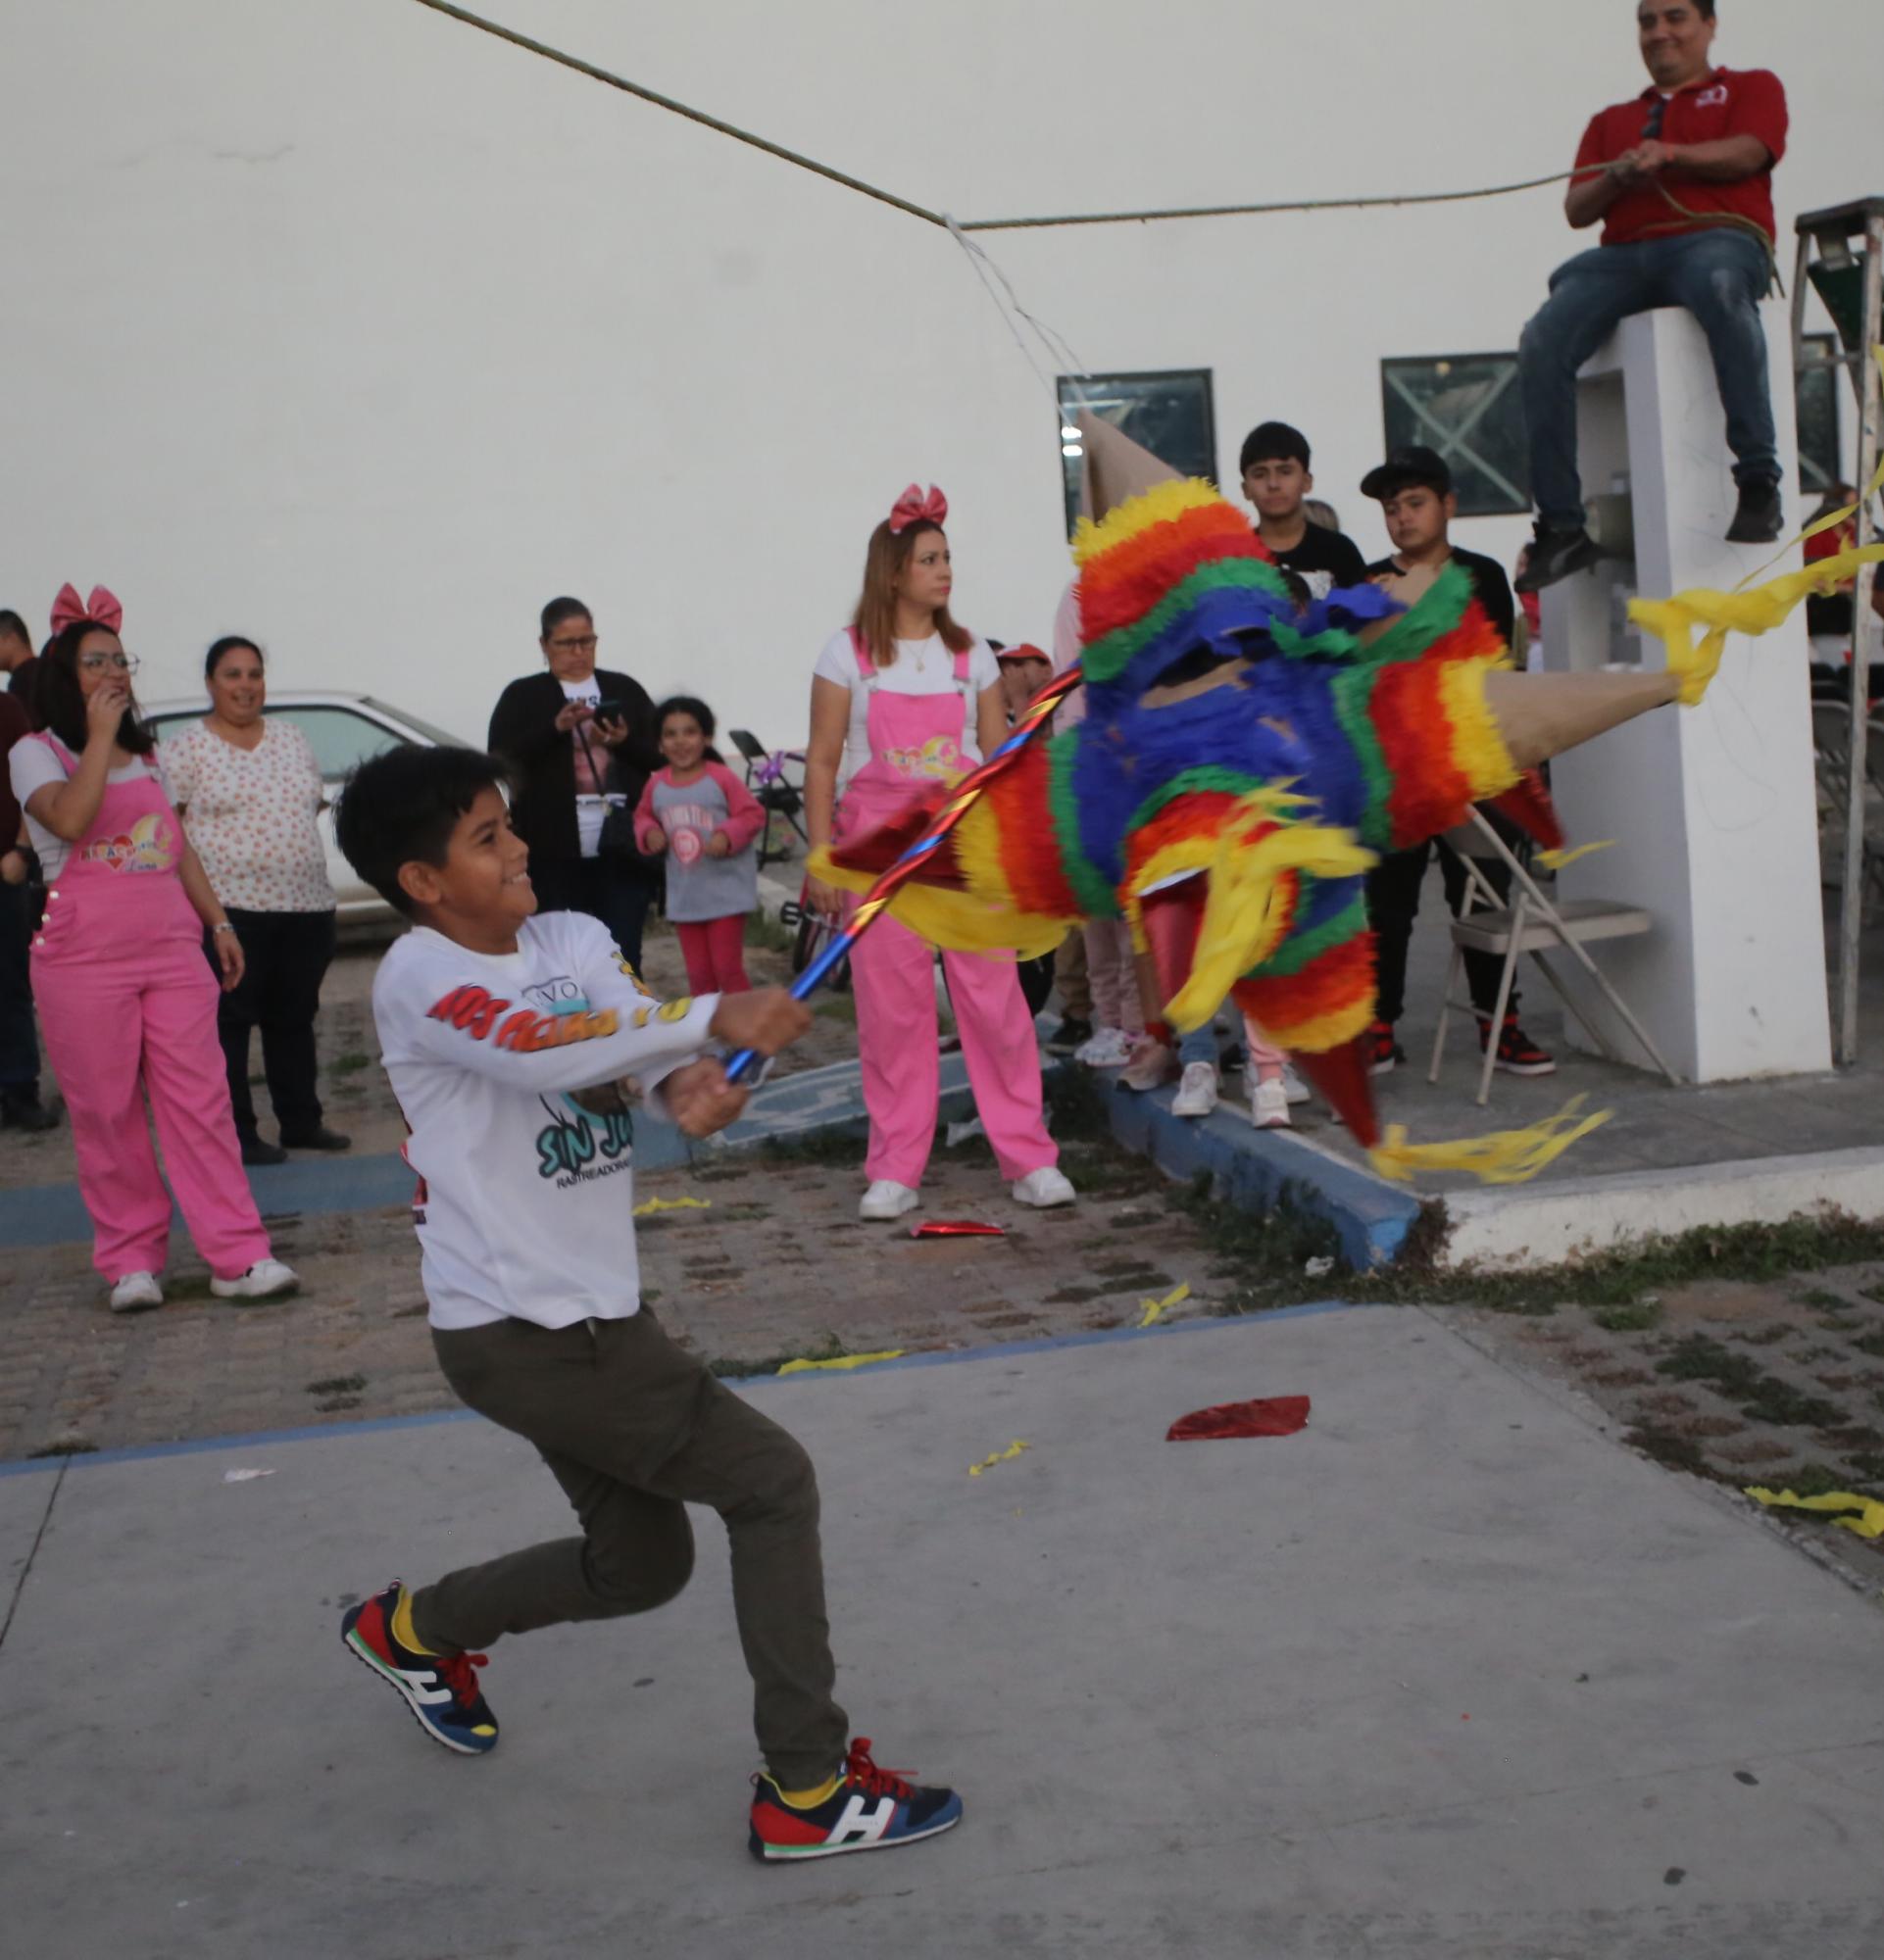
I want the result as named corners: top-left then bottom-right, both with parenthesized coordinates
top-left (675, 914), bottom-right (751, 996)
top-left (1243, 1015), bottom-right (1287, 1080)
top-left (34, 930), bottom-right (273, 1283)
top-left (849, 912), bottom-right (1058, 1188)
top-left (1083, 919), bottom-right (1144, 1037)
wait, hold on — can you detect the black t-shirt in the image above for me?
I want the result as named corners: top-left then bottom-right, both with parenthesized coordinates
top-left (1364, 546), bottom-right (1516, 648)
top-left (1261, 521), bottom-right (1369, 600)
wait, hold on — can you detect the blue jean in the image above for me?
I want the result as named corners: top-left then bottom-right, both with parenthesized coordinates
top-left (1518, 230), bottom-right (1778, 529)
top-left (1177, 1022), bottom-right (1218, 1068)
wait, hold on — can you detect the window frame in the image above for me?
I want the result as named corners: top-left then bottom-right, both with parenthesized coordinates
top-left (1379, 350), bottom-right (1531, 518)
top-left (1057, 368), bottom-right (1217, 537)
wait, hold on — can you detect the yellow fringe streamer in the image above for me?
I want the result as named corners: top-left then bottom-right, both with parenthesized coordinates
top-left (1071, 477), bottom-right (1222, 566)
top-left (1537, 839), bottom-right (1616, 873)
top-left (1370, 1095), bottom-right (1611, 1186)
top-left (967, 1440), bottom-right (1030, 1478)
top-left (1153, 800), bottom-right (1376, 1033)
top-left (1629, 544), bottom-right (1884, 708)
top-left (807, 846), bottom-right (1074, 960)
top-left (632, 1196), bottom-right (712, 1215)
top-left (1138, 1282), bottom-right (1190, 1328)
top-left (1437, 660), bottom-right (1521, 801)
top-left (1746, 1486), bottom-right (1884, 1541)
top-left (776, 1349), bottom-right (904, 1376)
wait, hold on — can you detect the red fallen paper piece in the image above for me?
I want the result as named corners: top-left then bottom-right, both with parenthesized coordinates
top-left (1167, 1395), bottom-right (1311, 1442)
top-left (910, 1220), bottom-right (1008, 1239)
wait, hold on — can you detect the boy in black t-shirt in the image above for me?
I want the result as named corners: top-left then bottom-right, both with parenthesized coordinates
top-left (1359, 446), bottom-right (1555, 1080)
top-left (1238, 421), bottom-right (1368, 600)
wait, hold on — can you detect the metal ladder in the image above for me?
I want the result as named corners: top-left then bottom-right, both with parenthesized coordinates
top-left (1792, 198), bottom-right (1883, 1066)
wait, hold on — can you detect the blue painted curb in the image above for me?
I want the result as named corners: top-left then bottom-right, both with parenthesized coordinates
top-left (1104, 1083), bottom-right (1421, 1268)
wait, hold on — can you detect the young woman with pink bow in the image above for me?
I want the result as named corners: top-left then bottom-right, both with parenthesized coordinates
top-left (803, 487), bottom-right (1074, 1222)
top-left (8, 585), bottom-right (298, 1310)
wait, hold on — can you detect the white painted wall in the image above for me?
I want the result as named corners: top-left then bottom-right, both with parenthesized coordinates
top-left (1, 0), bottom-right (1876, 751)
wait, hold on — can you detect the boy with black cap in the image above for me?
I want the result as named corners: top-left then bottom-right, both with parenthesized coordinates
top-left (1239, 421), bottom-right (1368, 599)
top-left (1358, 445), bottom-right (1555, 1079)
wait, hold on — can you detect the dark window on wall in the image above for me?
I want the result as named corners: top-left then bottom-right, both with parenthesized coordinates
top-left (1796, 332), bottom-right (1843, 498)
top-left (1380, 353), bottom-right (1530, 517)
top-left (1058, 370), bottom-right (1216, 538)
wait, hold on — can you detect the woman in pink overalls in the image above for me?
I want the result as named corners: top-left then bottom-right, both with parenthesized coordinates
top-left (9, 587), bottom-right (299, 1311)
top-left (804, 487), bottom-right (1074, 1222)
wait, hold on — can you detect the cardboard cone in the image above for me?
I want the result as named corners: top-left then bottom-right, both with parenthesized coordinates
top-left (1076, 412), bottom-right (1182, 523)
top-left (1482, 667), bottom-right (1682, 771)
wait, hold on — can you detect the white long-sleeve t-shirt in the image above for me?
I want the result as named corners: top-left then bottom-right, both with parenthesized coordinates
top-left (372, 911), bottom-right (719, 1331)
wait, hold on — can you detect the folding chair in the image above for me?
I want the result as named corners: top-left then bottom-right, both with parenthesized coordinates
top-left (727, 728), bottom-right (809, 869)
top-left (1430, 809), bottom-right (1679, 1105)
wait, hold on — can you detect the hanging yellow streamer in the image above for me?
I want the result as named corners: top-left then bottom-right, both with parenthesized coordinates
top-left (1537, 839), bottom-right (1616, 873)
top-left (1371, 1095), bottom-right (1611, 1186)
top-left (776, 1348), bottom-right (905, 1375)
top-left (1746, 1486), bottom-right (1884, 1541)
top-left (1138, 1282), bottom-right (1191, 1328)
top-left (633, 1195), bottom-right (713, 1215)
top-left (968, 1440), bottom-right (1030, 1477)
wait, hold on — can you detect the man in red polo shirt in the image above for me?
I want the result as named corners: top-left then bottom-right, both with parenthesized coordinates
top-left (1517, 2), bottom-right (1789, 593)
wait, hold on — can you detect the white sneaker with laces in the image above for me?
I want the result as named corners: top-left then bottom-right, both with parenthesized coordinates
top-left (1171, 1062), bottom-right (1219, 1118)
top-left (1250, 1078), bottom-right (1293, 1129)
top-left (1280, 1064), bottom-right (1312, 1105)
top-left (210, 1257), bottom-right (300, 1301)
top-left (109, 1271), bottom-right (164, 1313)
top-left (1011, 1166), bottom-right (1076, 1208)
top-left (1073, 1026), bottom-right (1133, 1069)
top-left (859, 1180), bottom-right (920, 1222)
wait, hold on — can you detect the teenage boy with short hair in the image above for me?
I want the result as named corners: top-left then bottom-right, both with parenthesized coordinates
top-left (332, 744), bottom-right (961, 1864)
top-left (1360, 446), bottom-right (1556, 1079)
top-left (1238, 421), bottom-right (1368, 600)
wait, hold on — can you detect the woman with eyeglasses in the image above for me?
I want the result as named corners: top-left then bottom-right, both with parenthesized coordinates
top-left (7, 586), bottom-right (298, 1311)
top-left (486, 596), bottom-right (662, 972)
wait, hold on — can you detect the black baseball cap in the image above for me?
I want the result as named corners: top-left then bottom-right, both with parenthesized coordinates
top-left (1361, 445), bottom-right (1453, 501)
top-left (1238, 420), bottom-right (1311, 474)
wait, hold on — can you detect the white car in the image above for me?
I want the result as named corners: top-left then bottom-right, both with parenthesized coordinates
top-left (142, 690), bottom-right (473, 931)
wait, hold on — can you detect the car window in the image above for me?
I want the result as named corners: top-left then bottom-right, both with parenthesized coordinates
top-left (359, 699), bottom-right (472, 750)
top-left (267, 707), bottom-right (411, 779)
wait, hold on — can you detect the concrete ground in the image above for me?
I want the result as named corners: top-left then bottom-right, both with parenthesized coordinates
top-left (3, 1306), bottom-right (1881, 1959)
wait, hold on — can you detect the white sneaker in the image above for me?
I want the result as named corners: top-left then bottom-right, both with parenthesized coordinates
top-left (108, 1270), bottom-right (164, 1313)
top-left (1171, 1062), bottom-right (1219, 1118)
top-left (1280, 1063), bottom-right (1312, 1105)
top-left (1073, 1026), bottom-right (1133, 1068)
top-left (1251, 1077), bottom-right (1293, 1129)
top-left (210, 1257), bottom-right (300, 1301)
top-left (1011, 1166), bottom-right (1076, 1208)
top-left (1119, 1037), bottom-right (1177, 1093)
top-left (859, 1180), bottom-right (920, 1222)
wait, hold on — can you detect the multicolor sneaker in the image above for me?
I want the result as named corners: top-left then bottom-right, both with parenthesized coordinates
top-left (1480, 1014), bottom-right (1557, 1076)
top-left (341, 1581), bottom-right (499, 1755)
top-left (1366, 1020), bottom-right (1405, 1076)
top-left (750, 1738), bottom-right (962, 1863)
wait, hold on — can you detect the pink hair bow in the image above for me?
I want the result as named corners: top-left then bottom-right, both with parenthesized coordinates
top-left (50, 583), bottom-right (124, 636)
top-left (888, 483), bottom-right (948, 535)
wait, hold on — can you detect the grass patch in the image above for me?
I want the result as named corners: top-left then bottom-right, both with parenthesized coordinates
top-left (26, 1438), bottom-right (97, 1458)
top-left (1797, 1287), bottom-right (1849, 1311)
top-left (746, 909), bottom-right (797, 956)
top-left (327, 1052), bottom-right (372, 1076)
top-left (1621, 1426), bottom-right (1711, 1478)
top-left (306, 1373), bottom-right (367, 1396)
top-left (1854, 1333), bottom-right (1884, 1359)
top-left (1593, 1300), bottom-right (1664, 1334)
top-left (1654, 1336), bottom-right (1842, 1428)
top-left (709, 1330), bottom-right (848, 1380)
top-left (758, 1128), bottom-right (868, 1169)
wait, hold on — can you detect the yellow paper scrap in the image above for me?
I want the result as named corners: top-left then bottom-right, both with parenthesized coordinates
top-left (633, 1196), bottom-right (713, 1216)
top-left (1537, 840), bottom-right (1616, 873)
top-left (776, 1349), bottom-right (904, 1376)
top-left (1746, 1487), bottom-right (1884, 1541)
top-left (968, 1440), bottom-right (1030, 1478)
top-left (1138, 1282), bottom-right (1191, 1328)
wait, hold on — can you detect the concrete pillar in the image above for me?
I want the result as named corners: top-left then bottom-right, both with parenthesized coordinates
top-left (1538, 303), bottom-right (1831, 1083)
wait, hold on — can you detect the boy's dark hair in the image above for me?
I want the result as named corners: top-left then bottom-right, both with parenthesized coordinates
top-left (38, 620), bottom-right (156, 758)
top-left (654, 695), bottom-right (724, 765)
top-left (0, 608), bottom-right (30, 646)
top-left (540, 596), bottom-right (592, 640)
top-left (205, 634), bottom-right (264, 680)
top-left (333, 744), bottom-right (511, 917)
top-left (1238, 421), bottom-right (1312, 475)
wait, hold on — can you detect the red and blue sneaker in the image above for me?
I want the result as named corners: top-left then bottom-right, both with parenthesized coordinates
top-left (340, 1580), bottom-right (499, 1756)
top-left (749, 1737), bottom-right (963, 1863)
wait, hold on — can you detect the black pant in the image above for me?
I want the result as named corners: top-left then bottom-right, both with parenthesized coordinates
top-left (0, 879), bottom-right (40, 1094)
top-left (528, 855), bottom-right (653, 974)
top-left (1366, 830), bottom-right (1518, 1027)
top-left (208, 908), bottom-right (336, 1142)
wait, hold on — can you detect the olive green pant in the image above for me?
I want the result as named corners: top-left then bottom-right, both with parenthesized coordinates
top-left (411, 1308), bottom-right (848, 1788)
